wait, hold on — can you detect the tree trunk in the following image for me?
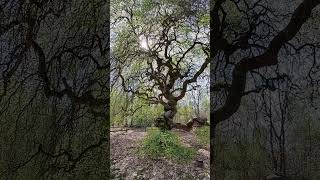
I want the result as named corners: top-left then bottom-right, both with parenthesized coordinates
top-left (155, 100), bottom-right (177, 130)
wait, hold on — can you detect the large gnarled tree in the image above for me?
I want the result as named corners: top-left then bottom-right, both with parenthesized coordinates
top-left (111, 0), bottom-right (209, 130)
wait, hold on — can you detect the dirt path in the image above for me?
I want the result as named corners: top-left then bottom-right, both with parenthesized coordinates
top-left (111, 128), bottom-right (210, 180)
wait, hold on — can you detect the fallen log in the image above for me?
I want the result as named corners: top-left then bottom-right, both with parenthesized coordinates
top-left (172, 116), bottom-right (209, 131)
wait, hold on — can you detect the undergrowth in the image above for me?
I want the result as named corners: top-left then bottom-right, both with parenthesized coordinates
top-left (194, 126), bottom-right (210, 146)
top-left (138, 127), bottom-right (196, 162)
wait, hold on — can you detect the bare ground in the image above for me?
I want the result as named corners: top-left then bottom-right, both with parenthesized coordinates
top-left (110, 128), bottom-right (210, 180)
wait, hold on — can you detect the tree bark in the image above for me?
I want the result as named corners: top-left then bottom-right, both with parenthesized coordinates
top-left (155, 100), bottom-right (178, 130)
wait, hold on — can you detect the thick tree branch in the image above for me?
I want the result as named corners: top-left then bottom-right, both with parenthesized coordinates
top-left (211, 0), bottom-right (320, 125)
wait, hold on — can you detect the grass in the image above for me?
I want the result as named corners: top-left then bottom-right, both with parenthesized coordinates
top-left (138, 127), bottom-right (196, 162)
top-left (194, 126), bottom-right (210, 146)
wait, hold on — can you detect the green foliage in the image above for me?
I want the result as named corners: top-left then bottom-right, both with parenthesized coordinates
top-left (110, 90), bottom-right (127, 126)
top-left (138, 128), bottom-right (196, 162)
top-left (140, 0), bottom-right (158, 13)
top-left (199, 13), bottom-right (210, 26)
top-left (175, 105), bottom-right (193, 123)
top-left (194, 126), bottom-right (210, 146)
top-left (110, 90), bottom-right (163, 127)
top-left (131, 103), bottom-right (162, 127)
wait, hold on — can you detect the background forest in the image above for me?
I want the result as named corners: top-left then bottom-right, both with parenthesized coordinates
top-left (1, 0), bottom-right (109, 179)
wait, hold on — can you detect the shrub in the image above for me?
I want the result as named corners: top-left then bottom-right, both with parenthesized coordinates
top-left (131, 104), bottom-right (162, 127)
top-left (138, 127), bottom-right (196, 162)
top-left (194, 126), bottom-right (210, 146)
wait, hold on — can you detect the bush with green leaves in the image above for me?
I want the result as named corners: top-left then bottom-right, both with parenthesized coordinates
top-left (194, 126), bottom-right (210, 146)
top-left (132, 104), bottom-right (162, 127)
top-left (110, 90), bottom-right (163, 127)
top-left (138, 127), bottom-right (196, 162)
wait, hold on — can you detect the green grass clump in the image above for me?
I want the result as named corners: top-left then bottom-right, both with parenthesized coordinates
top-left (194, 126), bottom-right (210, 146)
top-left (138, 127), bottom-right (196, 162)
